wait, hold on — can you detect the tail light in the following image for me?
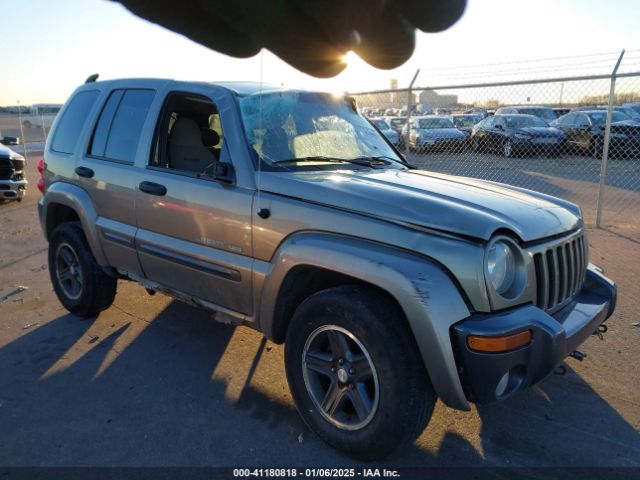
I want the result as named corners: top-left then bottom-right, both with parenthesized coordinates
top-left (37, 159), bottom-right (46, 194)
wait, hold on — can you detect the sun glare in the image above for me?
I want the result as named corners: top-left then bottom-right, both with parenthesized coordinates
top-left (341, 50), bottom-right (358, 65)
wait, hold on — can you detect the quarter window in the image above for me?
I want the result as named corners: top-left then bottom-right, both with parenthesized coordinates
top-left (51, 90), bottom-right (99, 154)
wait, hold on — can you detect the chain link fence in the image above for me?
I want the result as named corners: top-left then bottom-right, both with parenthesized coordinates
top-left (351, 54), bottom-right (640, 241)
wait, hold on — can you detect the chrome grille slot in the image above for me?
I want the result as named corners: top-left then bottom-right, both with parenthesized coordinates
top-left (533, 233), bottom-right (587, 312)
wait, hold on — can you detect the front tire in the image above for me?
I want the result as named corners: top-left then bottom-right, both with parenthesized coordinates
top-left (503, 139), bottom-right (513, 158)
top-left (285, 286), bottom-right (436, 460)
top-left (48, 222), bottom-right (117, 317)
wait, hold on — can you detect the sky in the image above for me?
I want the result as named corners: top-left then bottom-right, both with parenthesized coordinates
top-left (1, 0), bottom-right (639, 106)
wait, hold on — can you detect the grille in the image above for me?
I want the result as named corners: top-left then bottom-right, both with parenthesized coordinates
top-left (0, 158), bottom-right (13, 180)
top-left (533, 234), bottom-right (587, 312)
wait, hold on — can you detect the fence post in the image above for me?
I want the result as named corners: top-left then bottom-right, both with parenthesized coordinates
top-left (405, 69), bottom-right (420, 157)
top-left (596, 49), bottom-right (625, 228)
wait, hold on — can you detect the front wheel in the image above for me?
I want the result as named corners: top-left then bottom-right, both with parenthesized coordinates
top-left (503, 139), bottom-right (514, 158)
top-left (285, 286), bottom-right (436, 460)
top-left (48, 222), bottom-right (117, 317)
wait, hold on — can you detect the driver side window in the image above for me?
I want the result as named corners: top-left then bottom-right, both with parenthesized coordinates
top-left (151, 93), bottom-right (224, 176)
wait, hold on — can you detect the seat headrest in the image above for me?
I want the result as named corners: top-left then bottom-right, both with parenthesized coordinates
top-left (171, 117), bottom-right (202, 145)
top-left (201, 128), bottom-right (220, 148)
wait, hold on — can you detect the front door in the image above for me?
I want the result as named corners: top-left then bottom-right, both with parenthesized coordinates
top-left (135, 91), bottom-right (254, 315)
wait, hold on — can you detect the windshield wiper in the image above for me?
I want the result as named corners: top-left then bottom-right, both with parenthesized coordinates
top-left (271, 156), bottom-right (348, 165)
top-left (272, 155), bottom-right (401, 168)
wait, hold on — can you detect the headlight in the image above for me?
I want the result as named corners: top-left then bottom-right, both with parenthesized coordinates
top-left (487, 241), bottom-right (516, 294)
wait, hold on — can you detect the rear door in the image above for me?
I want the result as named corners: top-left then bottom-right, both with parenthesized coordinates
top-left (74, 88), bottom-right (157, 277)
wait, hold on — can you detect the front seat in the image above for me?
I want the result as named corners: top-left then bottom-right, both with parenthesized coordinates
top-left (169, 117), bottom-right (216, 173)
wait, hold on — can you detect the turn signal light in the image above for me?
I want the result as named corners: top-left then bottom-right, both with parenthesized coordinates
top-left (467, 330), bottom-right (532, 353)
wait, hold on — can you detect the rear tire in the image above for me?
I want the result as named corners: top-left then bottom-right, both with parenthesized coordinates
top-left (48, 222), bottom-right (117, 317)
top-left (285, 285), bottom-right (436, 460)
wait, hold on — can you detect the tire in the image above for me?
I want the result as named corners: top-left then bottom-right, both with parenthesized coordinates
top-left (472, 136), bottom-right (482, 153)
top-left (502, 139), bottom-right (513, 158)
top-left (284, 285), bottom-right (436, 460)
top-left (48, 222), bottom-right (117, 317)
top-left (591, 138), bottom-right (603, 159)
top-left (22, 120), bottom-right (31, 129)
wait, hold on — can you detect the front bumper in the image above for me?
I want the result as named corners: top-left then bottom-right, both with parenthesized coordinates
top-left (0, 178), bottom-right (28, 200)
top-left (451, 265), bottom-right (616, 404)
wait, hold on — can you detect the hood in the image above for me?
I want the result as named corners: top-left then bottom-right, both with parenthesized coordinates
top-left (420, 128), bottom-right (465, 139)
top-left (0, 143), bottom-right (22, 160)
top-left (259, 168), bottom-right (582, 242)
top-left (518, 127), bottom-right (564, 137)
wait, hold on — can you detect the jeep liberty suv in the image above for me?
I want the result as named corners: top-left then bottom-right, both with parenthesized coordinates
top-left (38, 78), bottom-right (616, 460)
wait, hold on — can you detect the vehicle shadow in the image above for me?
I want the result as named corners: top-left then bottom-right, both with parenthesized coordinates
top-left (0, 299), bottom-right (638, 468)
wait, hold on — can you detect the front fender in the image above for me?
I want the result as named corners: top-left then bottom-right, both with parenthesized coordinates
top-left (39, 182), bottom-right (108, 267)
top-left (259, 232), bottom-right (472, 411)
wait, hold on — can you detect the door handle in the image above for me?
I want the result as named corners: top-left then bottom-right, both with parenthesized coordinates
top-left (139, 181), bottom-right (167, 196)
top-left (74, 166), bottom-right (94, 178)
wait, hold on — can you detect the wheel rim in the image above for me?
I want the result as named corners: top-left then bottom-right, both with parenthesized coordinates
top-left (55, 242), bottom-right (84, 300)
top-left (503, 141), bottom-right (512, 157)
top-left (302, 325), bottom-right (379, 431)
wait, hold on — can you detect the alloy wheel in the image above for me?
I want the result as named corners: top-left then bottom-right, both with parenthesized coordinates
top-left (302, 325), bottom-right (379, 431)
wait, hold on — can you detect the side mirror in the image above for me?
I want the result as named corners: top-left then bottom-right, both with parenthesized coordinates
top-left (579, 123), bottom-right (590, 129)
top-left (214, 162), bottom-right (235, 185)
top-left (495, 124), bottom-right (503, 130)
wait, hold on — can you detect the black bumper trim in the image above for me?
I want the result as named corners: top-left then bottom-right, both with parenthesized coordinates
top-left (451, 267), bottom-right (616, 404)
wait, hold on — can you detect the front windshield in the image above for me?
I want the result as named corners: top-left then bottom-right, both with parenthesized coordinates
top-left (505, 115), bottom-right (548, 128)
top-left (588, 111), bottom-right (629, 125)
top-left (418, 117), bottom-right (454, 129)
top-left (239, 91), bottom-right (402, 167)
top-left (453, 115), bottom-right (481, 127)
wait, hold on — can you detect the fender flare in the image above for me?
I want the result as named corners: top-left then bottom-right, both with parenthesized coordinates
top-left (259, 232), bottom-right (472, 411)
top-left (40, 182), bottom-right (109, 267)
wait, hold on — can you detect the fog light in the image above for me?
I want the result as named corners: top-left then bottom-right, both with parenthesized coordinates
top-left (495, 372), bottom-right (510, 397)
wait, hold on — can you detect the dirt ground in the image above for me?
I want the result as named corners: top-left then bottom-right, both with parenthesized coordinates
top-left (0, 149), bottom-right (639, 469)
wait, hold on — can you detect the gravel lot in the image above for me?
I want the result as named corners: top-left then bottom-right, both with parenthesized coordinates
top-left (0, 144), bottom-right (639, 471)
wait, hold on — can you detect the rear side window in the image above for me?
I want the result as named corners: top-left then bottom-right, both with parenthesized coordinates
top-left (90, 89), bottom-right (155, 163)
top-left (51, 90), bottom-right (99, 154)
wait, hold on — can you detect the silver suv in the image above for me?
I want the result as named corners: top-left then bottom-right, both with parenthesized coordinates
top-left (38, 78), bottom-right (616, 460)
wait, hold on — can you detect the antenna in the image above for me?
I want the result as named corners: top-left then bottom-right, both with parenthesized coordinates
top-left (85, 73), bottom-right (99, 84)
top-left (256, 50), bottom-right (270, 219)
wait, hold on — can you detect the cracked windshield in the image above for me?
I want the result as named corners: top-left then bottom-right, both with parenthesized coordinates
top-left (239, 91), bottom-right (404, 168)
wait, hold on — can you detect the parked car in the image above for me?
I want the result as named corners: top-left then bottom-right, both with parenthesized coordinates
top-left (471, 114), bottom-right (566, 157)
top-left (495, 106), bottom-right (557, 124)
top-left (38, 77), bottom-right (616, 460)
top-left (403, 115), bottom-right (467, 152)
top-left (370, 118), bottom-right (400, 145)
top-left (0, 142), bottom-right (27, 201)
top-left (385, 116), bottom-right (408, 146)
top-left (553, 110), bottom-right (640, 157)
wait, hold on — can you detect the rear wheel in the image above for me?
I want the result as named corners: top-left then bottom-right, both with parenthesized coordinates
top-left (48, 222), bottom-right (117, 317)
top-left (22, 120), bottom-right (31, 129)
top-left (285, 286), bottom-right (436, 460)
